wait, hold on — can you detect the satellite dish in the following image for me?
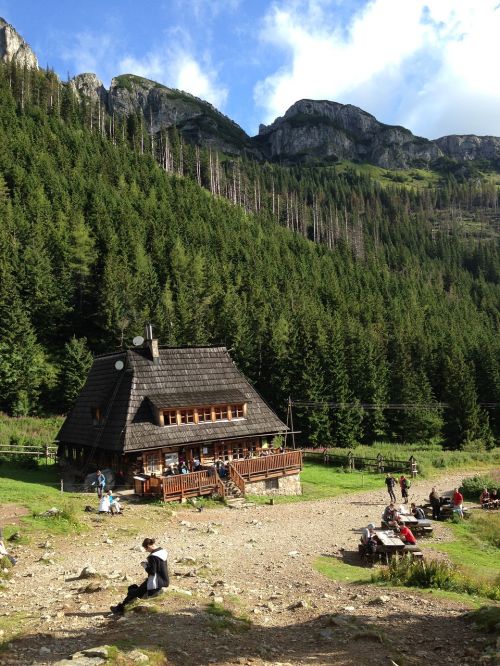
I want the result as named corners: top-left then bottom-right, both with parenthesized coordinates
top-left (133, 336), bottom-right (145, 347)
top-left (115, 360), bottom-right (124, 371)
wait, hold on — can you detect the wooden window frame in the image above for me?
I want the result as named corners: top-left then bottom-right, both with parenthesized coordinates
top-left (214, 405), bottom-right (228, 421)
top-left (163, 410), bottom-right (177, 426)
top-left (160, 402), bottom-right (246, 427)
top-left (144, 451), bottom-right (161, 473)
top-left (230, 404), bottom-right (244, 419)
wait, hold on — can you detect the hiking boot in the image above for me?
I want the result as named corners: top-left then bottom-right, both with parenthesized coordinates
top-left (110, 604), bottom-right (124, 615)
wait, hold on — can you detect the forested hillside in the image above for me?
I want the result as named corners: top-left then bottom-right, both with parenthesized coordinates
top-left (0, 63), bottom-right (499, 448)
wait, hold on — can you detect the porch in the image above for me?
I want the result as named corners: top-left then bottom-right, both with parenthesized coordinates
top-left (142, 450), bottom-right (303, 502)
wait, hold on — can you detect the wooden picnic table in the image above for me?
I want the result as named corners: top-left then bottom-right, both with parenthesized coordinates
top-left (374, 530), bottom-right (406, 551)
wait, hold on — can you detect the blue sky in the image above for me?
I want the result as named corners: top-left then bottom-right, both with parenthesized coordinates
top-left (2, 0), bottom-right (500, 139)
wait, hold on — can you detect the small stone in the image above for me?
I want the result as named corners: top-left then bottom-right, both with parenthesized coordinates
top-left (288, 600), bottom-right (308, 610)
top-left (369, 595), bottom-right (391, 605)
top-left (288, 551), bottom-right (300, 558)
top-left (81, 646), bottom-right (109, 658)
top-left (79, 566), bottom-right (98, 579)
top-left (212, 596), bottom-right (224, 604)
top-left (127, 650), bottom-right (149, 664)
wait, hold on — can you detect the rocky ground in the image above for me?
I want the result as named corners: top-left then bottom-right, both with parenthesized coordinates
top-left (0, 471), bottom-right (498, 666)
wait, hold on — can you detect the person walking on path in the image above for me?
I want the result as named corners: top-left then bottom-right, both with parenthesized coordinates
top-left (399, 475), bottom-right (410, 503)
top-left (385, 474), bottom-right (397, 502)
top-left (111, 538), bottom-right (169, 615)
top-left (429, 487), bottom-right (441, 520)
top-left (92, 470), bottom-right (106, 499)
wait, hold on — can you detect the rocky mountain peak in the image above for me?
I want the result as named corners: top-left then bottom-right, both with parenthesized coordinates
top-left (70, 73), bottom-right (108, 105)
top-left (0, 17), bottom-right (38, 69)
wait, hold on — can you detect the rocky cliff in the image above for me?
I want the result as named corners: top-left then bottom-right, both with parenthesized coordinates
top-left (3, 16), bottom-right (500, 169)
top-left (255, 99), bottom-right (471, 168)
top-left (0, 17), bottom-right (38, 69)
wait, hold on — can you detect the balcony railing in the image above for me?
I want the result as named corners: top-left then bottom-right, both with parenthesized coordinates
top-left (154, 450), bottom-right (302, 502)
top-left (230, 450), bottom-right (302, 481)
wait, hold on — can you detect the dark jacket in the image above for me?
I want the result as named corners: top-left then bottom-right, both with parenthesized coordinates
top-left (385, 476), bottom-right (396, 488)
top-left (144, 547), bottom-right (169, 591)
top-left (429, 491), bottom-right (440, 507)
top-left (412, 506), bottom-right (425, 520)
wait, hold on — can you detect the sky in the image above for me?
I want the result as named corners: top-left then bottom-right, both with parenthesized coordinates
top-left (2, 0), bottom-right (500, 139)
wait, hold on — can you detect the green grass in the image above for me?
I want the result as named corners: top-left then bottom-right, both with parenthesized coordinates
top-left (0, 463), bottom-right (85, 537)
top-left (314, 556), bottom-right (374, 583)
top-left (373, 556), bottom-right (500, 601)
top-left (205, 602), bottom-right (251, 634)
top-left (429, 512), bottom-right (500, 583)
top-left (0, 413), bottom-right (63, 448)
top-left (464, 605), bottom-right (500, 633)
top-left (248, 461), bottom-right (386, 504)
top-left (324, 443), bottom-right (500, 478)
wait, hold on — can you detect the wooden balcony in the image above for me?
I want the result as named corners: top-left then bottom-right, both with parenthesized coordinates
top-left (162, 469), bottom-right (224, 502)
top-left (147, 450), bottom-right (303, 502)
top-left (230, 450), bottom-right (303, 484)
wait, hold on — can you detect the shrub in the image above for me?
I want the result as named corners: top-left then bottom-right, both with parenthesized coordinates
top-left (461, 475), bottom-right (497, 501)
top-left (373, 556), bottom-right (500, 600)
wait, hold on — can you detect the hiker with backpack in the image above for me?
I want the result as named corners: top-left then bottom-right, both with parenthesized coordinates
top-left (399, 475), bottom-right (411, 503)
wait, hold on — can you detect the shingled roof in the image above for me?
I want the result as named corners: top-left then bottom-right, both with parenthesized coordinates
top-left (57, 346), bottom-right (288, 453)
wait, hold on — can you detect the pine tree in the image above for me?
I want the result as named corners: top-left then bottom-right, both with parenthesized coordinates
top-left (59, 336), bottom-right (93, 411)
top-left (0, 297), bottom-right (46, 415)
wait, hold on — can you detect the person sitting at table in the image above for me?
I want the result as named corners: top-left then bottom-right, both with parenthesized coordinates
top-left (410, 502), bottom-right (426, 520)
top-left (396, 524), bottom-right (417, 545)
top-left (382, 503), bottom-right (399, 527)
top-left (479, 488), bottom-right (490, 508)
top-left (360, 523), bottom-right (377, 556)
top-left (490, 489), bottom-right (499, 508)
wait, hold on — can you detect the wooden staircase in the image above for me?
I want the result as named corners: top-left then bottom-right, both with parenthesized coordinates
top-left (221, 477), bottom-right (253, 509)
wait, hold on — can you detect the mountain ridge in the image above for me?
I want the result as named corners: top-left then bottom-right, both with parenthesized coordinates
top-left (2, 17), bottom-right (500, 168)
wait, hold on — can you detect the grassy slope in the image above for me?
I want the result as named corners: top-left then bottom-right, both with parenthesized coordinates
top-left (248, 460), bottom-right (386, 504)
top-left (428, 513), bottom-right (500, 583)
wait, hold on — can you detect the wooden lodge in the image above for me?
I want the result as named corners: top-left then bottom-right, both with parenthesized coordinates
top-left (56, 329), bottom-right (302, 501)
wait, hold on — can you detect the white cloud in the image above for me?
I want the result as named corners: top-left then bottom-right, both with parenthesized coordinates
top-left (119, 46), bottom-right (228, 109)
top-left (254, 0), bottom-right (500, 138)
top-left (59, 27), bottom-right (228, 110)
top-left (60, 31), bottom-right (118, 82)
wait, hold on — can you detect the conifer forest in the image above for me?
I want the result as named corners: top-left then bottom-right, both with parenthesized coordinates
top-left (0, 64), bottom-right (499, 448)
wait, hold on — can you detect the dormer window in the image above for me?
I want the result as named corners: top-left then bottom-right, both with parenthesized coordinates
top-left (91, 406), bottom-right (103, 426)
top-left (197, 406), bottom-right (212, 422)
top-left (179, 409), bottom-right (195, 424)
top-left (230, 404), bottom-right (244, 419)
top-left (214, 405), bottom-right (228, 421)
top-left (160, 402), bottom-right (246, 427)
top-left (165, 410), bottom-right (177, 426)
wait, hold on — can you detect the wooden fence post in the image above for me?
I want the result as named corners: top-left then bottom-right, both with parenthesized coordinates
top-left (409, 456), bottom-right (418, 478)
top-left (377, 453), bottom-right (384, 473)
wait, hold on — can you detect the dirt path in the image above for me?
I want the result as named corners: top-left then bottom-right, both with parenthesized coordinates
top-left (0, 470), bottom-right (496, 666)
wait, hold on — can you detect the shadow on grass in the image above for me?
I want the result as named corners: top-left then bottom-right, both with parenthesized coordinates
top-left (0, 463), bottom-right (61, 489)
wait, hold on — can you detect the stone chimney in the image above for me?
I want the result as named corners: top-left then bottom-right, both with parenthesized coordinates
top-left (144, 323), bottom-right (160, 366)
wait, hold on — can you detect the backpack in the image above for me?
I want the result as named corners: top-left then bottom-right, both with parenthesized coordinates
top-left (404, 478), bottom-right (411, 490)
